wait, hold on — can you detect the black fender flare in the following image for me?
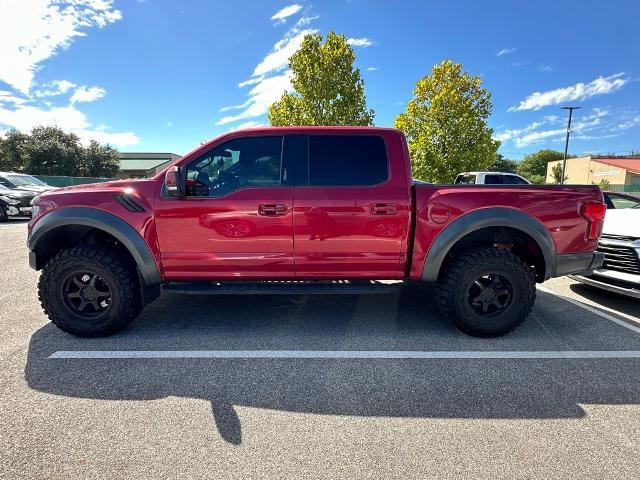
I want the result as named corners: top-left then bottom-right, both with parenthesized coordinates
top-left (28, 207), bottom-right (161, 305)
top-left (421, 207), bottom-right (556, 282)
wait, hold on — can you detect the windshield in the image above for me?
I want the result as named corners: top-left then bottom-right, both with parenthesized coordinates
top-left (6, 174), bottom-right (47, 186)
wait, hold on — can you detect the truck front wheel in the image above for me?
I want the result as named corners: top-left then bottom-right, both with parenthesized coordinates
top-left (435, 248), bottom-right (536, 337)
top-left (38, 245), bottom-right (142, 337)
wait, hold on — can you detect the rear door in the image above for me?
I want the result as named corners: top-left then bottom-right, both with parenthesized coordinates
top-left (292, 133), bottom-right (411, 279)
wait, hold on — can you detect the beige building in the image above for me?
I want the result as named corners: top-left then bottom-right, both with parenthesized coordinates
top-left (546, 155), bottom-right (640, 186)
top-left (117, 152), bottom-right (181, 179)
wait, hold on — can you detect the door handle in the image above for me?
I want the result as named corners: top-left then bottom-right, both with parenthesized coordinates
top-left (259, 203), bottom-right (287, 216)
top-left (370, 203), bottom-right (397, 215)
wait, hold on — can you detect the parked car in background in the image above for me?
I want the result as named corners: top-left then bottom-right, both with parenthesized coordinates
top-left (570, 193), bottom-right (640, 299)
top-left (0, 184), bottom-right (36, 217)
top-left (454, 171), bottom-right (531, 185)
top-left (603, 191), bottom-right (640, 209)
top-left (0, 193), bottom-right (23, 222)
top-left (0, 172), bottom-right (54, 194)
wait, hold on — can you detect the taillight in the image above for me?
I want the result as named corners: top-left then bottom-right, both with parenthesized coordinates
top-left (580, 202), bottom-right (606, 240)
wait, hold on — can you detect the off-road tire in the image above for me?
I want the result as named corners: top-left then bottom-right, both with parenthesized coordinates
top-left (38, 245), bottom-right (142, 337)
top-left (435, 248), bottom-right (536, 337)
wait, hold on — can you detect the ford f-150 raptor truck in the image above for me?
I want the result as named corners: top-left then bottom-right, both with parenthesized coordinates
top-left (27, 127), bottom-right (606, 337)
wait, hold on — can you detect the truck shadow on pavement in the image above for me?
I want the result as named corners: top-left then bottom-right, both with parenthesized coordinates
top-left (25, 286), bottom-right (640, 445)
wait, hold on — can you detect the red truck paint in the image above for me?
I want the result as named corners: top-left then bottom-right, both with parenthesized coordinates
top-left (29, 126), bottom-right (603, 282)
top-left (27, 126), bottom-right (606, 337)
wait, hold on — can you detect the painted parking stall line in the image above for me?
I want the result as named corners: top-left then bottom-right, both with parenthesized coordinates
top-left (538, 285), bottom-right (640, 334)
top-left (50, 350), bottom-right (640, 360)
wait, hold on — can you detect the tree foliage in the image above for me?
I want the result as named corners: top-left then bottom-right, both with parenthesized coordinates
top-left (489, 153), bottom-right (519, 174)
top-left (517, 149), bottom-right (566, 184)
top-left (550, 163), bottom-right (567, 184)
top-left (394, 60), bottom-right (500, 182)
top-left (268, 32), bottom-right (374, 126)
top-left (0, 126), bottom-right (120, 177)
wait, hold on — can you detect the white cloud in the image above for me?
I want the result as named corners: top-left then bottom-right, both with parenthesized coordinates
top-left (253, 28), bottom-right (317, 77)
top-left (0, 0), bottom-right (122, 93)
top-left (0, 91), bottom-right (29, 105)
top-left (70, 85), bottom-right (106, 104)
top-left (216, 13), bottom-right (320, 126)
top-left (497, 47), bottom-right (517, 57)
top-left (366, 67), bottom-right (378, 72)
top-left (0, 102), bottom-right (139, 147)
top-left (509, 73), bottom-right (629, 111)
top-left (494, 107), bottom-right (640, 148)
top-left (216, 72), bottom-right (293, 125)
top-left (271, 4), bottom-right (303, 24)
top-left (537, 64), bottom-right (553, 73)
top-left (347, 37), bottom-right (373, 47)
top-left (33, 80), bottom-right (77, 97)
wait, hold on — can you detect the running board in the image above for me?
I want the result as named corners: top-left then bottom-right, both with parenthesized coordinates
top-left (162, 280), bottom-right (403, 295)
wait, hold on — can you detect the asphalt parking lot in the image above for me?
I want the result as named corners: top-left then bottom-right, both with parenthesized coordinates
top-left (2, 220), bottom-right (640, 479)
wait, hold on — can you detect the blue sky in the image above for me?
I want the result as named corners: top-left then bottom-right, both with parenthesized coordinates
top-left (0, 0), bottom-right (639, 159)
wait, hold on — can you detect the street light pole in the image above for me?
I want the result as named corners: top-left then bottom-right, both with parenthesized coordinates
top-left (560, 106), bottom-right (581, 184)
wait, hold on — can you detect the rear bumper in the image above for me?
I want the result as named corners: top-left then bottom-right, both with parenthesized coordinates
top-left (553, 252), bottom-right (605, 278)
top-left (569, 271), bottom-right (640, 299)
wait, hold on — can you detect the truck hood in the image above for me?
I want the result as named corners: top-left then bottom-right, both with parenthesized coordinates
top-left (602, 208), bottom-right (640, 238)
top-left (54, 178), bottom-right (147, 192)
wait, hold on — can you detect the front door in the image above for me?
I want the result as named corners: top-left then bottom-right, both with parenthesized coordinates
top-left (155, 135), bottom-right (295, 280)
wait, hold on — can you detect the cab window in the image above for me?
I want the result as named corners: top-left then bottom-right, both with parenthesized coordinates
top-left (185, 136), bottom-right (283, 197)
top-left (503, 175), bottom-right (528, 185)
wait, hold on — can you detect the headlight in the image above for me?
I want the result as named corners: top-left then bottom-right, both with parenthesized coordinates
top-left (31, 204), bottom-right (40, 217)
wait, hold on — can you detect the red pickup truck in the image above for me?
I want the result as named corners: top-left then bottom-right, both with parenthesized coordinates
top-left (27, 127), bottom-right (606, 338)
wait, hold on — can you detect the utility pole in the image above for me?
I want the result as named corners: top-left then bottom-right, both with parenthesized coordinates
top-left (560, 106), bottom-right (581, 184)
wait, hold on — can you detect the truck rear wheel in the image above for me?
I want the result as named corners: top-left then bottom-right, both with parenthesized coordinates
top-left (435, 248), bottom-right (536, 337)
top-left (38, 245), bottom-right (142, 337)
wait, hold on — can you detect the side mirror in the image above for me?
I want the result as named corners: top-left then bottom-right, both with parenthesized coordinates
top-left (164, 166), bottom-right (185, 197)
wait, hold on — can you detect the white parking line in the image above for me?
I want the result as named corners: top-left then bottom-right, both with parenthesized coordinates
top-left (50, 350), bottom-right (640, 359)
top-left (537, 285), bottom-right (640, 334)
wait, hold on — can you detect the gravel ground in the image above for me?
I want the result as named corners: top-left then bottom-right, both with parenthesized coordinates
top-left (1, 219), bottom-right (640, 479)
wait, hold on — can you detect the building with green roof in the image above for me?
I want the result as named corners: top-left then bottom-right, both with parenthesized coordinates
top-left (117, 152), bottom-right (181, 179)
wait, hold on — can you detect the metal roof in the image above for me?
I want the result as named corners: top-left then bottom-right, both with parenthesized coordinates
top-left (118, 158), bottom-right (172, 171)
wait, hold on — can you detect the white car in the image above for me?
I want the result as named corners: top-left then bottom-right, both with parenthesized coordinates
top-left (454, 171), bottom-right (531, 185)
top-left (570, 192), bottom-right (640, 299)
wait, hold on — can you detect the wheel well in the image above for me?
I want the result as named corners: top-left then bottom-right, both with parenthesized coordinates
top-left (33, 225), bottom-right (137, 271)
top-left (440, 226), bottom-right (546, 282)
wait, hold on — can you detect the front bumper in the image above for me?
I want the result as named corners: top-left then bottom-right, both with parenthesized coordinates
top-left (5, 205), bottom-right (20, 216)
top-left (553, 252), bottom-right (605, 277)
top-left (570, 270), bottom-right (640, 299)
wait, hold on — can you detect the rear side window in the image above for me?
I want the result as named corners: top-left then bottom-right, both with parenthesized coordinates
top-left (483, 175), bottom-right (503, 184)
top-left (307, 135), bottom-right (388, 186)
top-left (503, 175), bottom-right (528, 185)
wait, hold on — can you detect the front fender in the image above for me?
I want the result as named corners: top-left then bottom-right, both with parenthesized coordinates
top-left (28, 207), bottom-right (161, 305)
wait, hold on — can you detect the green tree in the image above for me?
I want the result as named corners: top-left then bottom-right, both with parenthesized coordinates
top-left (79, 140), bottom-right (120, 177)
top-left (597, 178), bottom-right (610, 190)
top-left (25, 126), bottom-right (83, 175)
top-left (268, 32), bottom-right (374, 126)
top-left (394, 60), bottom-right (499, 182)
top-left (488, 153), bottom-right (519, 173)
top-left (517, 149), bottom-right (567, 184)
top-left (550, 163), bottom-right (567, 184)
top-left (0, 129), bottom-right (30, 172)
